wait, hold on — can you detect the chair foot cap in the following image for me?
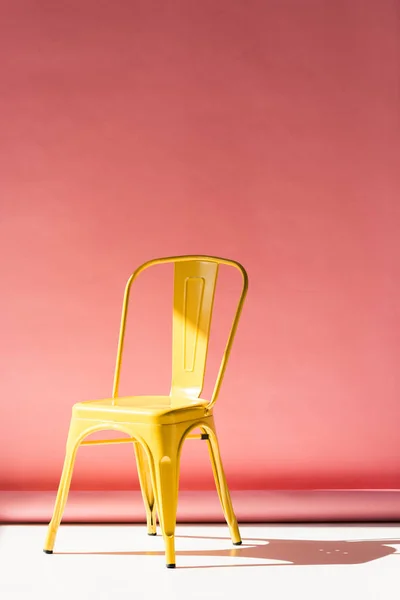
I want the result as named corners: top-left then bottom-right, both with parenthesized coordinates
top-left (166, 563), bottom-right (176, 569)
top-left (148, 533), bottom-right (157, 536)
top-left (43, 550), bottom-right (53, 554)
top-left (233, 541), bottom-right (242, 545)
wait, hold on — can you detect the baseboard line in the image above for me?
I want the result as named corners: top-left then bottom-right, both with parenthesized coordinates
top-left (1, 490), bottom-right (400, 523)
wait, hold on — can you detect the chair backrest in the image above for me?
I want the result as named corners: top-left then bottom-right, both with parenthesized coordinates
top-left (112, 255), bottom-right (248, 408)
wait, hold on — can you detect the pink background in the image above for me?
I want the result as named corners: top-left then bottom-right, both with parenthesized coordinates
top-left (1, 0), bottom-right (399, 500)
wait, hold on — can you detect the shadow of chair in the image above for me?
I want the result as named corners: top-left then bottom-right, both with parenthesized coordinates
top-left (57, 533), bottom-right (400, 569)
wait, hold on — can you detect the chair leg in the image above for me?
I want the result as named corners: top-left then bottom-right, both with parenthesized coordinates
top-left (43, 418), bottom-right (83, 553)
top-left (145, 426), bottom-right (182, 568)
top-left (134, 442), bottom-right (157, 535)
top-left (205, 424), bottom-right (242, 545)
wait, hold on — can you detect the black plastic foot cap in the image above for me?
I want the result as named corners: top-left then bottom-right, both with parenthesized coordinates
top-left (148, 532), bottom-right (157, 536)
top-left (233, 541), bottom-right (242, 546)
top-left (166, 563), bottom-right (176, 569)
top-left (43, 550), bottom-right (53, 554)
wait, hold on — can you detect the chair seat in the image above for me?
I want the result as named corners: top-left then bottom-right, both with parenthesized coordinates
top-left (72, 395), bottom-right (210, 425)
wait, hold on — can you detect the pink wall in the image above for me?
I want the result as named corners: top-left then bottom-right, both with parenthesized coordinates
top-left (1, 0), bottom-right (399, 493)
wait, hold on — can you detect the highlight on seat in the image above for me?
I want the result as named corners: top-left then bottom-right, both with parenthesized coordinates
top-left (43, 255), bottom-right (248, 567)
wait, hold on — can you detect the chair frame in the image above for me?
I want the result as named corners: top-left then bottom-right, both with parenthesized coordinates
top-left (43, 255), bottom-right (248, 567)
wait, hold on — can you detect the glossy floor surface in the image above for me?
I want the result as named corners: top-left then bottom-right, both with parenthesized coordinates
top-left (1, 524), bottom-right (399, 599)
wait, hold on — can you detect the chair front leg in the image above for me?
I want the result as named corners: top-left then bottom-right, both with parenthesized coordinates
top-left (144, 424), bottom-right (183, 568)
top-left (43, 417), bottom-right (85, 553)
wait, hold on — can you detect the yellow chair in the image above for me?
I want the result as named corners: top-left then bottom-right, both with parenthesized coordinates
top-left (43, 255), bottom-right (248, 567)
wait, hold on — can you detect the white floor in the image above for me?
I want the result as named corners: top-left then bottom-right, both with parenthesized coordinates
top-left (1, 523), bottom-right (399, 599)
